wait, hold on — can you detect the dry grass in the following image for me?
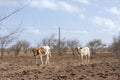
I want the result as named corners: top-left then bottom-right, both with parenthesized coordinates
top-left (0, 51), bottom-right (119, 80)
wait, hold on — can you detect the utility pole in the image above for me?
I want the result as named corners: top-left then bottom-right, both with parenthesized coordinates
top-left (58, 27), bottom-right (61, 54)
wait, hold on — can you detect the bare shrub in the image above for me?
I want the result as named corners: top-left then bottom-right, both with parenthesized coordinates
top-left (0, 28), bottom-right (22, 59)
top-left (109, 33), bottom-right (120, 67)
top-left (38, 34), bottom-right (68, 54)
top-left (38, 34), bottom-right (80, 55)
top-left (21, 40), bottom-right (30, 54)
top-left (87, 39), bottom-right (106, 54)
top-left (0, 1), bottom-right (31, 59)
top-left (37, 34), bottom-right (57, 53)
top-left (10, 40), bottom-right (30, 55)
top-left (0, 1), bottom-right (31, 22)
top-left (11, 41), bottom-right (23, 55)
top-left (67, 39), bottom-right (80, 57)
top-left (38, 34), bottom-right (56, 47)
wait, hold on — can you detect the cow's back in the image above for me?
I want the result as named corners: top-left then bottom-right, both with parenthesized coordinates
top-left (81, 47), bottom-right (90, 56)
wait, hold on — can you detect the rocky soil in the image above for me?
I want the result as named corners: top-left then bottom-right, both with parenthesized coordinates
top-left (0, 52), bottom-right (120, 80)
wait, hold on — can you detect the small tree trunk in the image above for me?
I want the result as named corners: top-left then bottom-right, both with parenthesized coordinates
top-left (0, 48), bottom-right (4, 59)
top-left (71, 49), bottom-right (76, 59)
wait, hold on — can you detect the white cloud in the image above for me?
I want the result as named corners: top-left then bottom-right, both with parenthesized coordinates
top-left (30, 0), bottom-right (57, 10)
top-left (0, 0), bottom-right (18, 7)
top-left (0, 0), bottom-right (86, 18)
top-left (77, 0), bottom-right (90, 5)
top-left (63, 29), bottom-right (88, 34)
top-left (106, 6), bottom-right (120, 16)
top-left (80, 14), bottom-right (86, 20)
top-left (30, 0), bottom-right (84, 14)
top-left (58, 1), bottom-right (81, 13)
top-left (91, 16), bottom-right (120, 32)
top-left (25, 27), bottom-right (41, 36)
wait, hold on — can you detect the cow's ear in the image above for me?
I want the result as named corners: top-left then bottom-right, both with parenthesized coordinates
top-left (36, 49), bottom-right (39, 52)
top-left (75, 47), bottom-right (78, 49)
top-left (80, 47), bottom-right (83, 49)
top-left (32, 49), bottom-right (34, 52)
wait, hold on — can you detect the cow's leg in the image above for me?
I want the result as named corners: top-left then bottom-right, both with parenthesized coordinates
top-left (36, 56), bottom-right (38, 65)
top-left (85, 56), bottom-right (87, 65)
top-left (81, 56), bottom-right (83, 65)
top-left (87, 55), bottom-right (90, 64)
top-left (49, 50), bottom-right (51, 57)
top-left (46, 51), bottom-right (50, 65)
top-left (78, 55), bottom-right (81, 65)
top-left (40, 55), bottom-right (43, 65)
top-left (46, 54), bottom-right (49, 65)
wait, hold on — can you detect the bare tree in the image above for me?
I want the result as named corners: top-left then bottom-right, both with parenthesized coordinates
top-left (59, 38), bottom-right (68, 54)
top-left (87, 39), bottom-right (106, 54)
top-left (21, 40), bottom-right (30, 53)
top-left (0, 27), bottom-right (22, 59)
top-left (11, 41), bottom-right (23, 55)
top-left (0, 34), bottom-right (15, 59)
top-left (10, 40), bottom-right (30, 55)
top-left (38, 34), bottom-right (68, 54)
top-left (38, 34), bottom-right (56, 47)
top-left (67, 39), bottom-right (80, 57)
top-left (0, 0), bottom-right (31, 22)
top-left (109, 33), bottom-right (120, 67)
top-left (38, 34), bottom-right (57, 52)
top-left (0, 1), bottom-right (31, 59)
top-left (38, 34), bottom-right (80, 55)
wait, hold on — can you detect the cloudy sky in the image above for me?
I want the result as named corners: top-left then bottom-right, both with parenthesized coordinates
top-left (0, 0), bottom-right (120, 47)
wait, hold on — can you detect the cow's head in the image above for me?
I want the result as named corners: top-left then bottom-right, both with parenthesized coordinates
top-left (75, 47), bottom-right (82, 53)
top-left (32, 48), bottom-right (39, 56)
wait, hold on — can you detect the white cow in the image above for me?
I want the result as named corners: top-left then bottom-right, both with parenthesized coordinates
top-left (32, 46), bottom-right (51, 65)
top-left (76, 47), bottom-right (90, 65)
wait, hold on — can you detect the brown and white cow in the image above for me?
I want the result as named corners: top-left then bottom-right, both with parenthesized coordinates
top-left (76, 47), bottom-right (90, 65)
top-left (32, 46), bottom-right (51, 65)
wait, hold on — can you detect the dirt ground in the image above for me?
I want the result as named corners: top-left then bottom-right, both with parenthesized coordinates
top-left (0, 51), bottom-right (120, 80)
